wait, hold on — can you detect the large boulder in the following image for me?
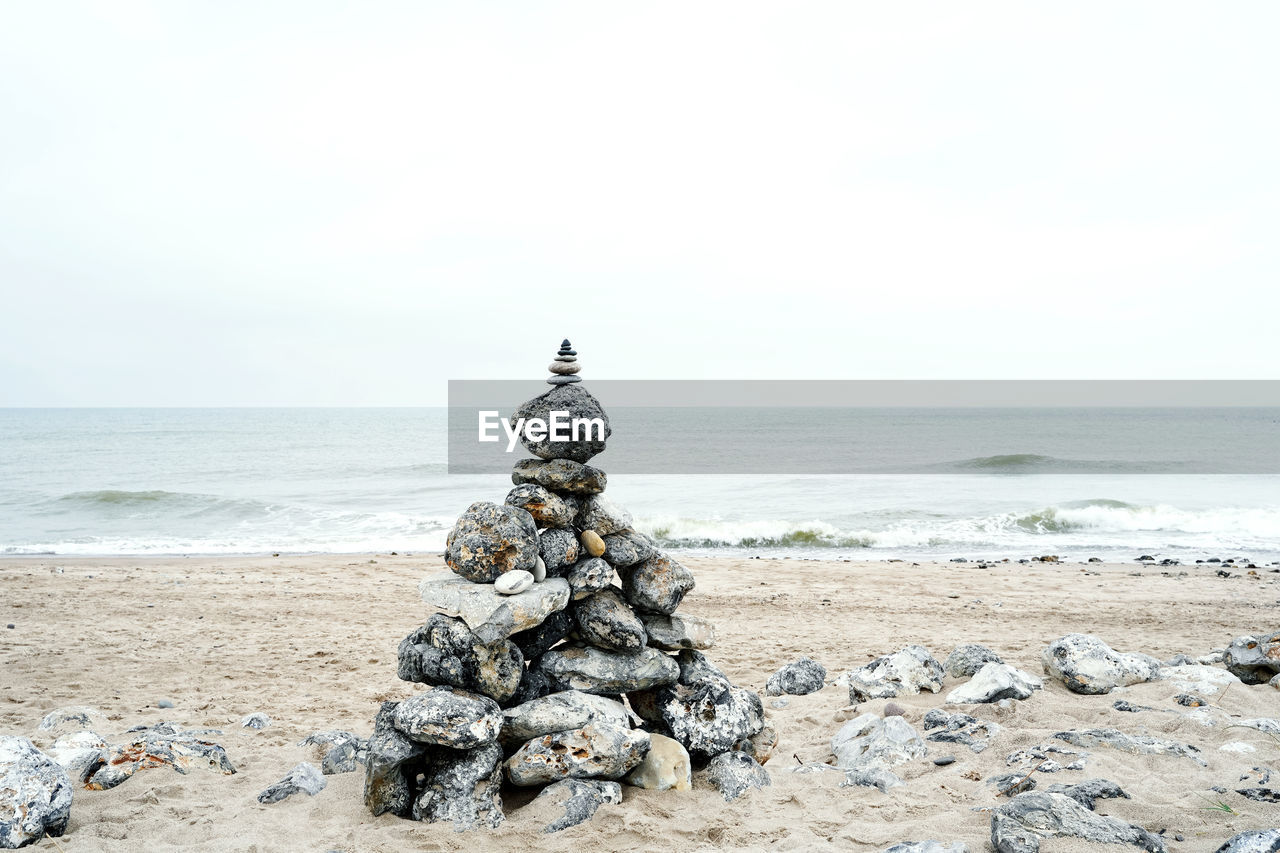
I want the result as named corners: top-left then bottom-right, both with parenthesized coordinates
top-left (511, 384), bottom-right (611, 463)
top-left (1041, 634), bottom-right (1161, 695)
top-left (419, 574), bottom-right (570, 643)
top-left (0, 736), bottom-right (72, 849)
top-left (504, 723), bottom-right (649, 786)
top-left (632, 675), bottom-right (765, 760)
top-left (536, 645), bottom-right (679, 695)
top-left (397, 614), bottom-right (524, 704)
top-left (499, 691), bottom-right (629, 746)
top-left (445, 501), bottom-right (539, 583)
top-left (946, 663), bottom-right (1043, 704)
top-left (505, 485), bottom-right (579, 528)
top-left (411, 742), bottom-right (504, 831)
top-left (1223, 631), bottom-right (1280, 685)
top-left (512, 458), bottom-right (607, 495)
top-left (574, 587), bottom-right (647, 653)
top-left (391, 687), bottom-right (502, 749)
top-left (846, 646), bottom-right (945, 703)
top-left (619, 553), bottom-right (695, 615)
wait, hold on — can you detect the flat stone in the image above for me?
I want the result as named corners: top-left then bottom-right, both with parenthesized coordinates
top-left (945, 644), bottom-right (1004, 678)
top-left (846, 645), bottom-right (945, 703)
top-left (766, 657), bottom-right (826, 696)
top-left (392, 687), bottom-right (502, 749)
top-left (86, 723), bottom-right (236, 790)
top-left (546, 375), bottom-right (582, 385)
top-left (397, 613), bottom-right (524, 703)
top-left (258, 762), bottom-right (326, 804)
top-left (1223, 631), bottom-right (1280, 684)
top-left (1053, 728), bottom-right (1204, 765)
top-left (832, 714), bottom-right (927, 774)
top-left (445, 501), bottom-right (540, 582)
top-left (565, 556), bottom-right (613, 600)
top-left (535, 644), bottom-right (679, 695)
top-left (538, 528), bottom-right (581, 574)
top-left (529, 779), bottom-right (622, 833)
top-left (298, 731), bottom-right (366, 775)
top-left (512, 383), bottom-right (610, 462)
top-left (411, 742), bottom-right (504, 831)
top-left (601, 530), bottom-right (657, 568)
top-left (505, 485), bottom-right (579, 528)
top-left (0, 736), bottom-right (73, 849)
top-left (641, 612), bottom-right (716, 651)
top-left (946, 663), bottom-right (1043, 704)
top-left (990, 791), bottom-right (1166, 853)
top-left (575, 495), bottom-right (633, 536)
top-left (624, 733), bottom-right (691, 791)
top-left (1041, 634), bottom-right (1162, 695)
top-left (619, 552), bottom-right (695, 615)
top-left (504, 723), bottom-right (650, 786)
top-left (419, 574), bottom-right (570, 643)
top-left (500, 691), bottom-right (629, 746)
top-left (364, 702), bottom-right (428, 818)
top-left (548, 361), bottom-right (582, 375)
top-left (706, 750), bottom-right (770, 801)
top-left (495, 570), bottom-right (534, 595)
top-left (575, 587), bottom-right (647, 653)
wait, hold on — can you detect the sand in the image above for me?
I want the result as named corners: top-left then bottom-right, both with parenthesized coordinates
top-left (2, 554), bottom-right (1278, 852)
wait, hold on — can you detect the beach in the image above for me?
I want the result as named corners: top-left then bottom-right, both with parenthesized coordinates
top-left (3, 553), bottom-right (1277, 852)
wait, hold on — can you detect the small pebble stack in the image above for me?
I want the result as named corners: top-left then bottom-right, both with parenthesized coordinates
top-left (362, 341), bottom-right (773, 832)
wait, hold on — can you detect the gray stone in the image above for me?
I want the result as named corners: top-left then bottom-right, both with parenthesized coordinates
top-left (641, 611), bottom-right (716, 651)
top-left (832, 714), bottom-right (927, 773)
top-left (988, 772), bottom-right (1037, 796)
top-left (1236, 789), bottom-right (1280, 803)
top-left (884, 843), bottom-right (970, 853)
top-left (1223, 631), bottom-right (1280, 684)
top-left (841, 767), bottom-right (906, 792)
top-left (632, 675), bottom-right (765, 759)
top-left (86, 723), bottom-right (236, 790)
top-left (1044, 779), bottom-right (1131, 810)
top-left (765, 657), bottom-right (826, 696)
top-left (418, 574), bottom-right (570, 643)
top-left (397, 613), bottom-right (524, 704)
top-left (989, 791), bottom-right (1166, 853)
top-left (565, 556), bottom-right (613, 600)
top-left (676, 649), bottom-right (728, 685)
top-left (1214, 830), bottom-right (1280, 853)
top-left (547, 375), bottom-right (581, 385)
top-left (505, 485), bottom-right (579, 528)
top-left (500, 691), bottom-right (629, 746)
top-left (0, 737), bottom-right (72, 849)
top-left (511, 609), bottom-right (573, 661)
top-left (624, 733), bottom-right (691, 791)
top-left (504, 723), bottom-right (649, 786)
top-left (494, 570), bottom-right (534, 595)
top-left (241, 712), bottom-right (271, 730)
top-left (299, 731), bottom-right (366, 775)
top-left (548, 360), bottom-right (581, 376)
top-left (512, 458), bottom-right (606, 495)
top-left (575, 587), bottom-right (647, 653)
top-left (364, 702), bottom-right (427, 818)
top-left (445, 501), bottom-right (540, 583)
top-left (411, 742), bottom-right (504, 831)
top-left (530, 779), bottom-right (622, 833)
top-left (1041, 634), bottom-right (1162, 695)
top-left (601, 529), bottom-right (657, 568)
top-left (46, 731), bottom-right (108, 785)
top-left (575, 495), bottom-right (633, 537)
top-left (846, 646), bottom-right (945, 703)
top-left (619, 553), bottom-right (695, 615)
top-left (512, 384), bottom-right (611, 462)
top-left (946, 663), bottom-right (1043, 704)
top-left (738, 726), bottom-right (778, 765)
top-left (258, 762), bottom-right (327, 804)
top-left (36, 706), bottom-right (104, 736)
top-left (392, 687), bottom-right (502, 749)
top-left (538, 528), bottom-right (581, 574)
top-left (1053, 729), bottom-right (1204, 765)
top-left (706, 750), bottom-right (769, 801)
top-left (923, 709), bottom-right (1000, 754)
top-left (535, 644), bottom-right (679, 695)
top-left (945, 644), bottom-right (1004, 678)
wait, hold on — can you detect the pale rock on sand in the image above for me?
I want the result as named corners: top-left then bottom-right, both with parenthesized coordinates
top-left (846, 645), bottom-right (945, 702)
top-left (624, 733), bottom-right (692, 791)
top-left (36, 706), bottom-right (105, 739)
top-left (923, 709), bottom-right (1000, 753)
top-left (885, 843), bottom-right (970, 853)
top-left (298, 730), bottom-right (366, 775)
top-left (1157, 663), bottom-right (1241, 696)
top-left (706, 750), bottom-right (770, 801)
top-left (45, 730), bottom-right (108, 785)
top-left (1053, 729), bottom-right (1205, 765)
top-left (0, 736), bottom-right (72, 849)
top-left (257, 762), bottom-right (326, 804)
top-left (240, 712), bottom-right (270, 730)
top-left (946, 662), bottom-right (1043, 704)
top-left (989, 791), bottom-right (1166, 853)
top-left (832, 713), bottom-right (927, 789)
top-left (85, 722), bottom-right (236, 790)
top-left (1041, 633), bottom-right (1162, 695)
top-left (528, 779), bottom-right (622, 833)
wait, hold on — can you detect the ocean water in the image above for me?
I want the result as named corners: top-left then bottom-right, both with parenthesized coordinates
top-left (1, 408), bottom-right (1278, 563)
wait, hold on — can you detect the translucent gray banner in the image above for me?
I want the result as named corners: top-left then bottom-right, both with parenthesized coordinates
top-left (447, 380), bottom-right (1280, 474)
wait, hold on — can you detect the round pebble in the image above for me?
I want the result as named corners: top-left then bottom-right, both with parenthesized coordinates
top-left (495, 569), bottom-right (535, 595)
top-left (933, 756), bottom-right (956, 766)
top-left (883, 702), bottom-right (905, 717)
top-left (580, 530), bottom-right (606, 557)
top-left (5, 624), bottom-right (13, 630)
top-left (157, 699), bottom-right (175, 709)
top-left (532, 556), bottom-right (547, 582)
top-left (546, 375), bottom-right (582, 385)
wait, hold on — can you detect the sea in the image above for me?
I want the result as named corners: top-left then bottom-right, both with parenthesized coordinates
top-left (2, 407), bottom-right (1278, 563)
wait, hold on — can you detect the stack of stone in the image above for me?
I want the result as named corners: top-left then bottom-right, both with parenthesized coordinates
top-left (363, 341), bottom-right (774, 832)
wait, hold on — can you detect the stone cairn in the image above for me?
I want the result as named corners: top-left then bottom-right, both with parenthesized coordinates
top-left (362, 340), bottom-right (774, 832)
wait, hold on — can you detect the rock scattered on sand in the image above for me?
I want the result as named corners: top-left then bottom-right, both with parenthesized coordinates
top-left (884, 843), bottom-right (970, 853)
top-left (258, 762), bottom-right (326, 804)
top-left (298, 731), bottom-right (366, 775)
top-left (1223, 631), bottom-right (1280, 684)
top-left (46, 731), bottom-right (108, 785)
top-left (1044, 778), bottom-right (1130, 810)
top-left (946, 662), bottom-right (1042, 704)
top-left (1234, 788), bottom-right (1280, 803)
top-left (37, 706), bottom-right (104, 735)
top-left (1041, 634), bottom-right (1162, 695)
top-left (241, 712), bottom-right (271, 730)
top-left (833, 713), bottom-right (927, 780)
top-left (706, 750), bottom-right (770, 801)
top-left (1052, 729), bottom-right (1205, 765)
top-left (989, 791), bottom-right (1166, 853)
top-left (0, 736), bottom-right (73, 849)
top-left (846, 645), bottom-right (945, 702)
top-left (87, 723), bottom-right (236, 790)
top-left (529, 779), bottom-right (622, 833)
top-left (923, 709), bottom-right (1000, 753)
top-left (766, 657), bottom-right (827, 696)
top-left (945, 644), bottom-right (1004, 678)
top-left (624, 733), bottom-right (691, 791)
top-left (1213, 829), bottom-right (1280, 853)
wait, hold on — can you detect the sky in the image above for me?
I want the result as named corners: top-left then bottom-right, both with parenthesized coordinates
top-left (1, 2), bottom-right (1277, 405)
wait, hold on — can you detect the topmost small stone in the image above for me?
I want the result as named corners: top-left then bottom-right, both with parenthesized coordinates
top-left (549, 340), bottom-right (582, 385)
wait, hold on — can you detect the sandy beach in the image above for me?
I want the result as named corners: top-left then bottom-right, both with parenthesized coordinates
top-left (3, 554), bottom-right (1277, 852)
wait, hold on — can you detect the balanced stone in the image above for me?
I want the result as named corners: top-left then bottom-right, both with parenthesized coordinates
top-left (504, 723), bottom-right (650, 786)
top-left (566, 556), bottom-right (613, 600)
top-left (258, 762), bottom-right (326, 804)
top-left (445, 501), bottom-right (539, 582)
top-left (575, 495), bottom-right (633, 536)
top-left (944, 644), bottom-right (1004, 678)
top-left (1223, 631), bottom-right (1280, 684)
top-left (619, 553), bottom-right (695, 615)
top-left (0, 736), bottom-right (73, 849)
top-left (549, 361), bottom-right (581, 375)
top-left (706, 750), bottom-right (770, 801)
top-left (641, 612), bottom-right (716, 651)
top-left (538, 528), bottom-right (581, 573)
top-left (529, 779), bottom-right (622, 833)
top-left (499, 690), bottom-right (630, 746)
top-left (624, 733), bottom-right (691, 791)
top-left (846, 645), bottom-right (945, 703)
top-left (512, 458), bottom-right (607, 495)
top-left (364, 702), bottom-right (427, 818)
top-left (1041, 634), bottom-right (1162, 695)
top-left (392, 687), bottom-right (502, 749)
top-left (531, 557), bottom-right (547, 582)
top-left (397, 613), bottom-right (524, 704)
top-left (535, 644), bottom-right (679, 695)
top-left (411, 742), bottom-right (504, 831)
top-left (946, 663), bottom-right (1043, 704)
top-left (419, 574), bottom-right (570, 643)
top-left (602, 530), bottom-right (657, 567)
top-left (512, 383), bottom-right (610, 461)
top-left (580, 529), bottom-right (606, 557)
top-left (575, 587), bottom-right (647, 653)
top-left (505, 485), bottom-right (578, 528)
top-left (495, 570), bottom-right (534, 595)
top-left (765, 657), bottom-right (826, 696)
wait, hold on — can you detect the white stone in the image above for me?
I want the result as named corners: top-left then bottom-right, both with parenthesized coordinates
top-left (1157, 664), bottom-right (1241, 696)
top-left (946, 662), bottom-right (1043, 704)
top-left (418, 573), bottom-right (570, 642)
top-left (831, 713), bottom-right (926, 773)
top-left (495, 570), bottom-right (534, 595)
top-left (532, 556), bottom-right (547, 582)
top-left (1219, 741), bottom-right (1256, 753)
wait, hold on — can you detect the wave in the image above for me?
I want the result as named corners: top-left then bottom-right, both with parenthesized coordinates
top-left (948, 454), bottom-right (1156, 473)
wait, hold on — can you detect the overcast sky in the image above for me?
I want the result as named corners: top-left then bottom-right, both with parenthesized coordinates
top-left (2, 2), bottom-right (1277, 405)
